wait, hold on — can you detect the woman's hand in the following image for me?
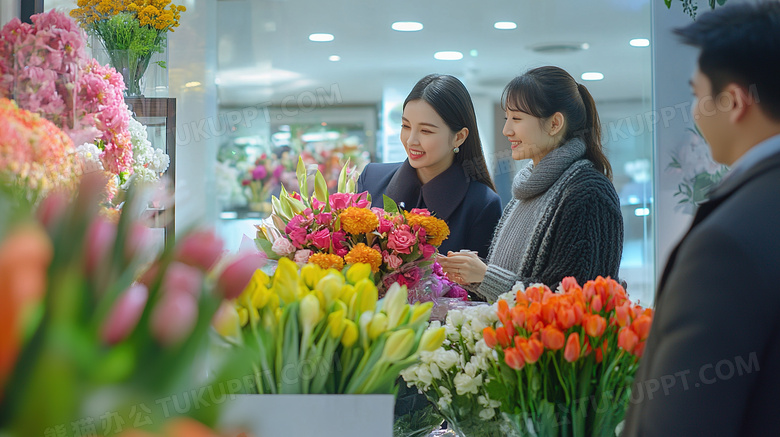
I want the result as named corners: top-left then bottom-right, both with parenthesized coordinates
top-left (437, 251), bottom-right (487, 284)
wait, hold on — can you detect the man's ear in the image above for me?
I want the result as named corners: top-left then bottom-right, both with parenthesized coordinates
top-left (725, 83), bottom-right (752, 123)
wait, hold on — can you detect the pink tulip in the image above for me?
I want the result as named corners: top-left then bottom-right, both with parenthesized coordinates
top-left (101, 283), bottom-right (148, 345)
top-left (85, 217), bottom-right (117, 275)
top-left (150, 292), bottom-right (198, 346)
top-left (217, 253), bottom-right (267, 299)
top-left (174, 229), bottom-right (224, 271)
top-left (36, 190), bottom-right (69, 230)
top-left (161, 262), bottom-right (204, 297)
top-left (124, 223), bottom-right (156, 262)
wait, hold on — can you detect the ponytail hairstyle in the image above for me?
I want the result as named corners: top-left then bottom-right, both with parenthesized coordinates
top-left (404, 74), bottom-right (497, 192)
top-left (501, 66), bottom-right (612, 180)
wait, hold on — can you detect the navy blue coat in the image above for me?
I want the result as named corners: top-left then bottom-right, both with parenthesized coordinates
top-left (356, 160), bottom-right (502, 259)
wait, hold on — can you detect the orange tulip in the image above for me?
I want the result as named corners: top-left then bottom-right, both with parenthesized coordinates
top-left (590, 294), bottom-right (603, 313)
top-left (526, 285), bottom-right (544, 303)
top-left (526, 302), bottom-right (542, 328)
top-left (564, 332), bottom-right (581, 362)
top-left (618, 327), bottom-right (639, 354)
top-left (572, 300), bottom-right (585, 325)
top-left (504, 347), bottom-right (526, 370)
top-left (510, 306), bottom-right (526, 330)
top-left (515, 291), bottom-right (529, 307)
top-left (561, 276), bottom-right (579, 292)
top-left (595, 340), bottom-right (608, 363)
top-left (518, 337), bottom-right (544, 364)
top-left (631, 315), bottom-right (652, 341)
top-left (483, 326), bottom-right (498, 349)
top-left (584, 314), bottom-right (607, 338)
top-left (556, 304), bottom-right (576, 330)
top-left (541, 302), bottom-right (556, 325)
top-left (615, 302), bottom-right (631, 327)
top-left (497, 299), bottom-right (511, 327)
top-left (541, 326), bottom-right (565, 350)
top-left (496, 326), bottom-right (512, 349)
top-left (583, 280), bottom-right (596, 301)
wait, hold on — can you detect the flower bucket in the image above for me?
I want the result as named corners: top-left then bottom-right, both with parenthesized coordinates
top-left (218, 394), bottom-right (394, 437)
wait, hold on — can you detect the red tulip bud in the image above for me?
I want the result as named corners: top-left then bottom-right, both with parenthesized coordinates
top-left (101, 283), bottom-right (148, 345)
top-left (150, 291), bottom-right (198, 346)
top-left (161, 262), bottom-right (203, 297)
top-left (174, 229), bottom-right (224, 271)
top-left (217, 253), bottom-right (267, 299)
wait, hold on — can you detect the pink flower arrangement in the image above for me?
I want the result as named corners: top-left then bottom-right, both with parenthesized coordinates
top-left (0, 10), bottom-right (133, 177)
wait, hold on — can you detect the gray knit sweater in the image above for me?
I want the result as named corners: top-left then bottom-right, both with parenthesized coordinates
top-left (477, 138), bottom-right (623, 302)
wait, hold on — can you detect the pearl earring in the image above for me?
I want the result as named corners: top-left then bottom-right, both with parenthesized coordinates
top-left (453, 147), bottom-right (460, 154)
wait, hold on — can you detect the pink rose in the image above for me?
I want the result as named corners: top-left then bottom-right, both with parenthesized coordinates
top-left (403, 267), bottom-right (422, 288)
top-left (388, 228), bottom-right (416, 254)
top-left (329, 193), bottom-right (352, 210)
top-left (415, 226), bottom-right (427, 244)
top-left (315, 212), bottom-right (333, 225)
top-left (410, 208), bottom-right (431, 216)
top-left (294, 249), bottom-right (312, 264)
top-left (288, 227), bottom-right (308, 248)
top-left (383, 251), bottom-right (403, 270)
top-left (272, 238), bottom-right (296, 256)
top-left (332, 231), bottom-right (348, 257)
top-left (309, 229), bottom-right (332, 250)
top-left (312, 197), bottom-right (325, 211)
top-left (377, 218), bottom-right (394, 235)
top-left (421, 243), bottom-right (436, 260)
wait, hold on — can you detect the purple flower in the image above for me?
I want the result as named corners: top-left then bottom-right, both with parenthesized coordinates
top-left (252, 165), bottom-right (268, 180)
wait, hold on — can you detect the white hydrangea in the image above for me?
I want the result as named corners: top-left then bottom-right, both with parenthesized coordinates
top-left (124, 110), bottom-right (170, 188)
top-left (215, 160), bottom-right (248, 209)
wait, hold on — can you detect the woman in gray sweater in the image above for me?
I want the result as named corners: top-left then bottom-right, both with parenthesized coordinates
top-left (439, 66), bottom-right (623, 302)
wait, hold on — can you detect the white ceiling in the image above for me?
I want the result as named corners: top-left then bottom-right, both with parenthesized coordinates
top-left (216, 0), bottom-right (652, 107)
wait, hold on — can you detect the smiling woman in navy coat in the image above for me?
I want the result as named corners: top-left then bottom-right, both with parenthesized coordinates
top-left (357, 74), bottom-right (502, 259)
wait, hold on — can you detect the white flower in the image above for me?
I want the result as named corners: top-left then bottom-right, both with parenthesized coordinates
top-left (444, 323), bottom-right (459, 342)
top-left (479, 408), bottom-right (496, 420)
top-left (400, 365), bottom-right (418, 385)
top-left (416, 365), bottom-right (433, 389)
top-left (446, 309), bottom-right (465, 328)
top-left (75, 143), bottom-right (104, 173)
top-left (437, 386), bottom-right (453, 411)
top-left (511, 281), bottom-right (526, 294)
top-left (419, 350), bottom-right (435, 365)
top-left (429, 362), bottom-right (441, 380)
top-left (433, 349), bottom-right (459, 371)
top-left (464, 361), bottom-right (478, 377)
top-left (453, 372), bottom-right (483, 395)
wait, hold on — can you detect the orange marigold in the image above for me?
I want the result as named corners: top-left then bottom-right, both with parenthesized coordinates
top-left (308, 253), bottom-right (344, 271)
top-left (339, 207), bottom-right (379, 235)
top-left (344, 243), bottom-right (382, 273)
top-left (404, 212), bottom-right (450, 246)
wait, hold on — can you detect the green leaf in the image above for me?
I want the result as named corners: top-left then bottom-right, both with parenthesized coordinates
top-left (296, 156), bottom-right (307, 199)
top-left (716, 0), bottom-right (727, 5)
top-left (337, 158), bottom-right (351, 193)
top-left (256, 237), bottom-right (282, 260)
top-left (665, 0), bottom-right (672, 8)
top-left (314, 170), bottom-right (329, 208)
top-left (383, 195), bottom-right (399, 214)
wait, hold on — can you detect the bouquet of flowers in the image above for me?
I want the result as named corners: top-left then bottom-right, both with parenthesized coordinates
top-left (483, 277), bottom-right (653, 437)
top-left (0, 169), bottom-right (266, 436)
top-left (70, 0), bottom-right (187, 96)
top-left (401, 303), bottom-right (512, 437)
top-left (255, 158), bottom-right (461, 302)
top-left (0, 11), bottom-right (135, 183)
top-left (215, 258), bottom-right (445, 394)
top-left (0, 98), bottom-right (81, 202)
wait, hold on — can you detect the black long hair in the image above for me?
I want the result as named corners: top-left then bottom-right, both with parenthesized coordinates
top-left (404, 74), bottom-right (497, 192)
top-left (501, 66), bottom-right (612, 180)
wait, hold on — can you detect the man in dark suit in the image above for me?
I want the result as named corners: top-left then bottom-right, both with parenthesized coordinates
top-left (622, 3), bottom-right (780, 436)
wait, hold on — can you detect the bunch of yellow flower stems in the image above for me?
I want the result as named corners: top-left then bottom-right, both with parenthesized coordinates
top-left (217, 258), bottom-right (446, 394)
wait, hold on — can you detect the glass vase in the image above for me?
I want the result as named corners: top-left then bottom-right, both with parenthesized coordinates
top-left (90, 35), bottom-right (169, 98)
top-left (438, 405), bottom-right (516, 437)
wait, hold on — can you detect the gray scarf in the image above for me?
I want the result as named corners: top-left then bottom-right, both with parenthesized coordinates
top-left (512, 138), bottom-right (587, 200)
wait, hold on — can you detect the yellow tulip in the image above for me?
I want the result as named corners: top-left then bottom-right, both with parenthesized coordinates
top-left (384, 283), bottom-right (410, 329)
top-left (354, 278), bottom-right (378, 314)
top-left (419, 326), bottom-right (445, 352)
top-left (328, 309), bottom-right (346, 338)
top-left (252, 285), bottom-right (271, 309)
top-left (346, 263), bottom-right (371, 284)
top-left (341, 320), bottom-right (359, 347)
top-left (237, 307), bottom-right (249, 327)
top-left (300, 293), bottom-right (322, 333)
top-left (300, 263), bottom-right (323, 290)
top-left (339, 284), bottom-right (356, 304)
top-left (273, 257), bottom-right (299, 304)
top-left (317, 273), bottom-right (345, 308)
top-left (367, 312), bottom-right (388, 341)
top-left (213, 302), bottom-right (241, 338)
top-left (409, 302), bottom-right (434, 325)
top-left (381, 329), bottom-right (415, 363)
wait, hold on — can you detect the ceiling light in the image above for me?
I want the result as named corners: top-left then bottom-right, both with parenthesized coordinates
top-left (392, 21), bottom-right (423, 32)
top-left (434, 51), bottom-right (463, 61)
top-left (630, 38), bottom-right (650, 47)
top-left (185, 81), bottom-right (201, 88)
top-left (581, 72), bottom-right (604, 81)
top-left (470, 49), bottom-right (478, 57)
top-left (329, 55), bottom-right (341, 62)
top-left (529, 42), bottom-right (589, 54)
top-left (309, 33), bottom-right (334, 42)
top-left (494, 21), bottom-right (517, 30)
